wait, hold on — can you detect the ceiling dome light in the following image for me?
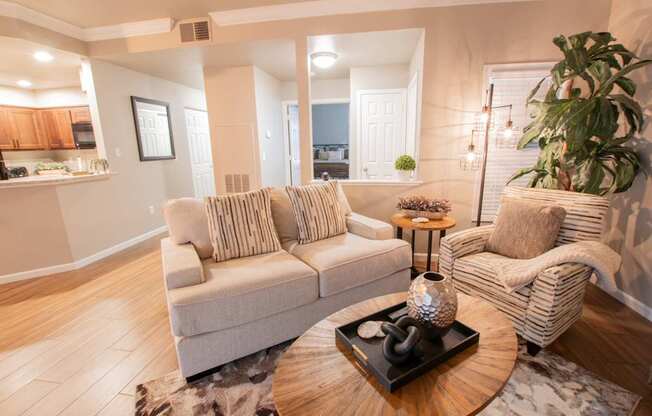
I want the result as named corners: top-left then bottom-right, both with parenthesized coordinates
top-left (311, 51), bottom-right (338, 69)
top-left (16, 80), bottom-right (32, 88)
top-left (33, 51), bottom-right (54, 62)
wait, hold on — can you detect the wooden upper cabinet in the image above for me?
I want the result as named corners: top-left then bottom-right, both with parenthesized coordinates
top-left (39, 109), bottom-right (75, 149)
top-left (9, 108), bottom-right (44, 150)
top-left (0, 107), bottom-right (13, 150)
top-left (70, 106), bottom-right (91, 124)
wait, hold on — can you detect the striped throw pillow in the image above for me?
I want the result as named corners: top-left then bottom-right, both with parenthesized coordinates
top-left (285, 182), bottom-right (347, 244)
top-left (205, 188), bottom-right (281, 262)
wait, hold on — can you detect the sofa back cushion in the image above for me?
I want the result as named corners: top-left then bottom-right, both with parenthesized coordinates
top-left (285, 181), bottom-right (347, 244)
top-left (163, 198), bottom-right (213, 259)
top-left (486, 198), bottom-right (566, 259)
top-left (270, 187), bottom-right (299, 244)
top-left (205, 188), bottom-right (281, 262)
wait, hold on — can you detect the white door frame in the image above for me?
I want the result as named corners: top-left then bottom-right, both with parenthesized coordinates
top-left (355, 88), bottom-right (407, 179)
top-left (281, 98), bottom-right (350, 184)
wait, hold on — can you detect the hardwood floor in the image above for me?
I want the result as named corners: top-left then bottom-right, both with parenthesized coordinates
top-left (0, 235), bottom-right (650, 415)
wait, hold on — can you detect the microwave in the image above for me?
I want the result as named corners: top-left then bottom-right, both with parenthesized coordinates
top-left (72, 122), bottom-right (96, 149)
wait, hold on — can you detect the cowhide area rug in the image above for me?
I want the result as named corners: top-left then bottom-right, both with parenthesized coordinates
top-left (135, 340), bottom-right (640, 416)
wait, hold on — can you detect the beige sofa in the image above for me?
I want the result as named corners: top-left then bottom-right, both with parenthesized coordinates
top-left (162, 187), bottom-right (411, 378)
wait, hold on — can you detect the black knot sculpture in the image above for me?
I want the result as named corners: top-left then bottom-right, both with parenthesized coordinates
top-left (381, 316), bottom-right (421, 365)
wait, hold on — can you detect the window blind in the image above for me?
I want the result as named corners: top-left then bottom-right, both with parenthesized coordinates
top-left (476, 65), bottom-right (552, 223)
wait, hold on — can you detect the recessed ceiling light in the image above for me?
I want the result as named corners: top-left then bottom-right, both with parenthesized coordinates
top-left (17, 80), bottom-right (32, 88)
top-left (311, 51), bottom-right (338, 69)
top-left (33, 51), bottom-right (54, 62)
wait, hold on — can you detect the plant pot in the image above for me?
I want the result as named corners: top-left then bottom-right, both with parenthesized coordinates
top-left (396, 170), bottom-right (412, 181)
top-left (400, 210), bottom-right (445, 220)
top-left (406, 272), bottom-right (458, 340)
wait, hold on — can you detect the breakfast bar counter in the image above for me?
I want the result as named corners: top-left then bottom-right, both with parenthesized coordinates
top-left (0, 172), bottom-right (114, 189)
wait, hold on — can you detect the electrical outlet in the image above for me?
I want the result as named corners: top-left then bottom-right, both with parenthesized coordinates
top-left (115, 148), bottom-right (122, 157)
top-left (148, 205), bottom-right (155, 215)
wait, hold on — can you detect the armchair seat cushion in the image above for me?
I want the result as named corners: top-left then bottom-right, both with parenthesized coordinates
top-left (285, 232), bottom-right (411, 297)
top-left (167, 250), bottom-right (318, 337)
top-left (453, 252), bottom-right (532, 330)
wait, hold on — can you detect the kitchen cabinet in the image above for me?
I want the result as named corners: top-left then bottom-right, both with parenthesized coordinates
top-left (70, 107), bottom-right (91, 124)
top-left (9, 108), bottom-right (43, 150)
top-left (39, 109), bottom-right (75, 149)
top-left (0, 107), bottom-right (45, 150)
top-left (0, 107), bottom-right (13, 150)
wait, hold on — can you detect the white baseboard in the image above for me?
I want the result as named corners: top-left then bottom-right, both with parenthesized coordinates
top-left (592, 278), bottom-right (652, 322)
top-left (0, 225), bottom-right (168, 285)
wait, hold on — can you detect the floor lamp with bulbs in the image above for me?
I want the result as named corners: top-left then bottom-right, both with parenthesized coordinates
top-left (460, 83), bottom-right (515, 226)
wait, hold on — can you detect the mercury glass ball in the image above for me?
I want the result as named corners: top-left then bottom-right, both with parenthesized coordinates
top-left (406, 272), bottom-right (458, 338)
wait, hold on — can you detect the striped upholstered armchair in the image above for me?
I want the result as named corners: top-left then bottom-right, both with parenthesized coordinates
top-left (439, 186), bottom-right (609, 354)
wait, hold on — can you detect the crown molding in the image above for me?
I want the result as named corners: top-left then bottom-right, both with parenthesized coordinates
top-left (84, 18), bottom-right (174, 41)
top-left (209, 0), bottom-right (537, 26)
top-left (0, 1), bottom-right (173, 42)
top-left (0, 0), bottom-right (84, 39)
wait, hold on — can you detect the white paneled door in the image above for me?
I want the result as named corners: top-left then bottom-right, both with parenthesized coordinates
top-left (184, 108), bottom-right (215, 198)
top-left (358, 89), bottom-right (407, 179)
top-left (287, 104), bottom-right (302, 185)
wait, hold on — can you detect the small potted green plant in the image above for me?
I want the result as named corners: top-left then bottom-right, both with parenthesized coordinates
top-left (395, 154), bottom-right (416, 181)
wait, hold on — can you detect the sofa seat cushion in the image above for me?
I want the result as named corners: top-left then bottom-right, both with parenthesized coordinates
top-left (285, 232), bottom-right (411, 297)
top-left (167, 250), bottom-right (318, 337)
top-left (452, 251), bottom-right (532, 331)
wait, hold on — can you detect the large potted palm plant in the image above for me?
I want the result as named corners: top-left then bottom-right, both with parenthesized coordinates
top-left (510, 31), bottom-right (651, 195)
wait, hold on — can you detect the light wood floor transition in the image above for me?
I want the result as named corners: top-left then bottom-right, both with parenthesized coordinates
top-left (0, 234), bottom-right (650, 415)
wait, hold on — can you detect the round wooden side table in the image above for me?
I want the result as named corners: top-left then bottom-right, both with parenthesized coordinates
top-left (390, 213), bottom-right (456, 274)
top-left (273, 292), bottom-right (518, 416)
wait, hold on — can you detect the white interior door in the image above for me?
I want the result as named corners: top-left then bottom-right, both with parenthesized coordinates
top-left (286, 104), bottom-right (301, 185)
top-left (358, 90), bottom-right (407, 179)
top-left (184, 108), bottom-right (215, 198)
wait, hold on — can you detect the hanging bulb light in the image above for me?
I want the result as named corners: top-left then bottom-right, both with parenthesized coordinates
top-left (503, 120), bottom-right (514, 139)
top-left (480, 105), bottom-right (490, 123)
top-left (460, 130), bottom-right (482, 170)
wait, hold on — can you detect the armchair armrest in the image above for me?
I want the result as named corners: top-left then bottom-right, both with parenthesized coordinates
top-left (439, 225), bottom-right (494, 277)
top-left (524, 263), bottom-right (593, 347)
top-left (161, 238), bottom-right (205, 290)
top-left (346, 212), bottom-right (393, 240)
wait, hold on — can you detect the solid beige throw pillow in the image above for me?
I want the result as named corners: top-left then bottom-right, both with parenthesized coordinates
top-left (486, 198), bottom-right (567, 259)
top-left (205, 188), bottom-right (281, 262)
top-left (285, 182), bottom-right (347, 244)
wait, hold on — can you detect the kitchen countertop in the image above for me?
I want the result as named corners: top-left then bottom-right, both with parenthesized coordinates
top-left (0, 172), bottom-right (114, 189)
top-left (313, 159), bottom-right (349, 164)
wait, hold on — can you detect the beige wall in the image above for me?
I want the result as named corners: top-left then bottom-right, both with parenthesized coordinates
top-left (280, 78), bottom-right (351, 101)
top-left (604, 0), bottom-right (652, 310)
top-left (254, 67), bottom-right (287, 187)
top-left (0, 187), bottom-right (73, 275)
top-left (203, 65), bottom-right (261, 193)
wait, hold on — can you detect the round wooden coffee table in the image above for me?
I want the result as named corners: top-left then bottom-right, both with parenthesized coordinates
top-left (273, 292), bottom-right (517, 416)
top-left (391, 213), bottom-right (456, 273)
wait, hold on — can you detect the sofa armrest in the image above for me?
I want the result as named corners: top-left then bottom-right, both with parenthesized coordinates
top-left (439, 225), bottom-right (494, 277)
top-left (161, 238), bottom-right (205, 290)
top-left (346, 212), bottom-right (393, 240)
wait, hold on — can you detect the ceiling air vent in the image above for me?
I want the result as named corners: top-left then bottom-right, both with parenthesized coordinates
top-left (179, 19), bottom-right (210, 43)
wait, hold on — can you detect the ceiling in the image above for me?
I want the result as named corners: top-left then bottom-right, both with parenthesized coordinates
top-left (6, 0), bottom-right (309, 28)
top-left (99, 28), bottom-right (422, 88)
top-left (0, 36), bottom-right (83, 89)
top-left (309, 28), bottom-right (423, 79)
top-left (100, 39), bottom-right (297, 89)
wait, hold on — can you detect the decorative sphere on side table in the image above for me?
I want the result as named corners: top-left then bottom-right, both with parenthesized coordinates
top-left (406, 272), bottom-right (458, 340)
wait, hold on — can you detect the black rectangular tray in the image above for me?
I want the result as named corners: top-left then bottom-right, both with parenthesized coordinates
top-left (335, 301), bottom-right (479, 392)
